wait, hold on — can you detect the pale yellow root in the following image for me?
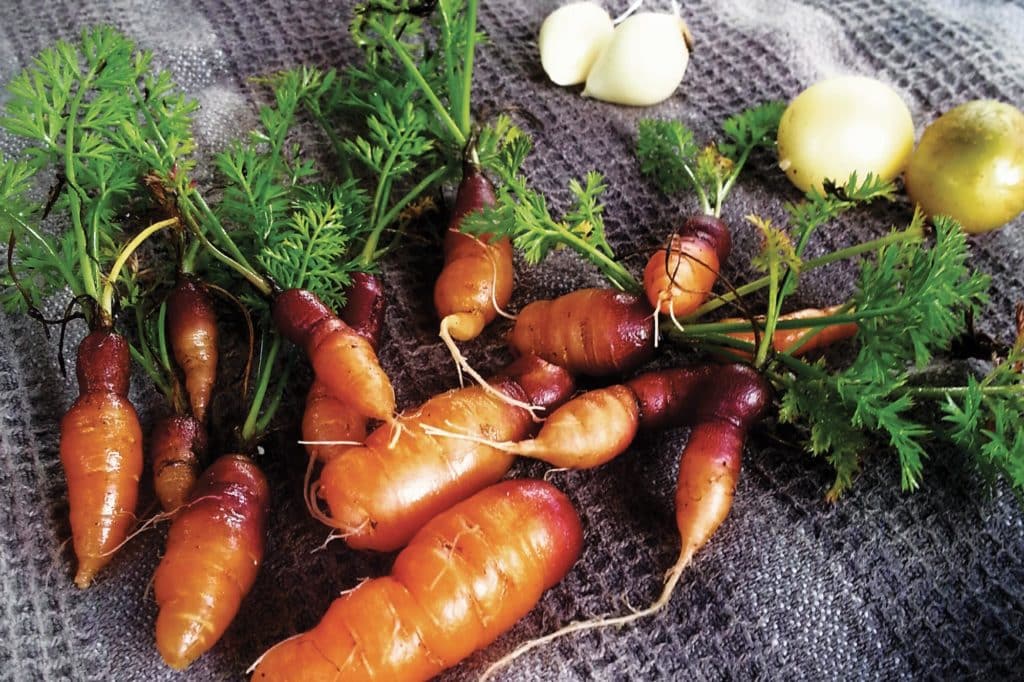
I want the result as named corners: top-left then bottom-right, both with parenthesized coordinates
top-left (542, 467), bottom-right (571, 482)
top-left (478, 552), bottom-right (693, 682)
top-left (439, 317), bottom-right (545, 421)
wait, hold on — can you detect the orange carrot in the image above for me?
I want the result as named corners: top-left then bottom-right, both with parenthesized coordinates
top-left (166, 274), bottom-right (218, 424)
top-left (150, 414), bottom-right (206, 512)
top-left (59, 328), bottom-right (143, 588)
top-left (723, 305), bottom-right (857, 358)
top-left (273, 288), bottom-right (394, 422)
top-left (424, 384), bottom-right (641, 470)
top-left (644, 215), bottom-right (731, 318)
top-left (313, 359), bottom-right (575, 552)
top-left (153, 454), bottom-right (269, 670)
top-left (509, 288), bottom-right (655, 376)
top-left (435, 162), bottom-right (514, 343)
top-left (250, 479), bottom-right (583, 682)
top-left (301, 379), bottom-right (368, 463)
top-left (480, 364), bottom-right (770, 678)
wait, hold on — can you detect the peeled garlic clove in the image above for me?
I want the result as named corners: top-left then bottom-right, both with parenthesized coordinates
top-left (583, 12), bottom-right (691, 106)
top-left (539, 2), bottom-right (615, 86)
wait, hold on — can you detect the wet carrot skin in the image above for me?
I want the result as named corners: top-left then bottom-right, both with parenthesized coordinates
top-left (495, 353), bottom-right (576, 413)
top-left (301, 379), bottom-right (368, 463)
top-left (153, 454), bottom-right (270, 670)
top-left (626, 365), bottom-right (718, 431)
top-left (150, 414), bottom-right (206, 512)
top-left (509, 288), bottom-right (656, 376)
top-left (60, 328), bottom-right (143, 589)
top-left (166, 274), bottom-right (218, 424)
top-left (251, 479), bottom-right (583, 682)
top-left (675, 364), bottom-right (771, 558)
top-left (435, 164), bottom-right (514, 341)
top-left (316, 378), bottom-right (535, 552)
top-left (644, 215), bottom-right (732, 317)
top-left (272, 288), bottom-right (395, 422)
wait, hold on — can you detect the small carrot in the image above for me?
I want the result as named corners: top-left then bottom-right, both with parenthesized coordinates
top-left (435, 161), bottom-right (514, 343)
top-left (300, 380), bottom-right (368, 463)
top-left (166, 274), bottom-right (218, 424)
top-left (273, 288), bottom-right (395, 423)
top-left (723, 305), bottom-right (858, 358)
top-left (644, 215), bottom-right (732, 319)
top-left (60, 328), bottom-right (144, 588)
top-left (509, 288), bottom-right (655, 376)
top-left (153, 454), bottom-right (269, 670)
top-left (313, 359), bottom-right (575, 552)
top-left (481, 364), bottom-right (771, 678)
top-left (250, 479), bottom-right (583, 682)
top-left (150, 414), bottom-right (206, 512)
top-left (423, 384), bottom-right (641, 470)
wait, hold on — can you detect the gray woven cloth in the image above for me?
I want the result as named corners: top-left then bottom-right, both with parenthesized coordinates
top-left (1, 0), bottom-right (1023, 680)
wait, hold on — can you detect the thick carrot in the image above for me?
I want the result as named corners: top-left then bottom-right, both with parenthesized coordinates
top-left (59, 328), bottom-right (143, 589)
top-left (166, 274), bottom-right (218, 424)
top-left (153, 454), bottom-right (269, 670)
top-left (314, 360), bottom-right (575, 552)
top-left (434, 162), bottom-right (514, 342)
top-left (251, 479), bottom-right (583, 682)
top-left (480, 364), bottom-right (771, 678)
top-left (644, 215), bottom-right (732, 318)
top-left (723, 305), bottom-right (858, 358)
top-left (301, 379), bottom-right (368, 463)
top-left (273, 288), bottom-right (394, 422)
top-left (150, 414), bottom-right (206, 512)
top-left (509, 288), bottom-right (655, 376)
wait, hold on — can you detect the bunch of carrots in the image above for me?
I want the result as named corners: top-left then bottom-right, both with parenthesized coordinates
top-left (0, 1), bottom-right (1021, 680)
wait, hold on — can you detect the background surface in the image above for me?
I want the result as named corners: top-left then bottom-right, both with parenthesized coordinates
top-left (1, 1), bottom-right (1023, 680)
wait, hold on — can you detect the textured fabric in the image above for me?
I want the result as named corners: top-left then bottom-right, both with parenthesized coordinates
top-left (1, 1), bottom-right (1023, 680)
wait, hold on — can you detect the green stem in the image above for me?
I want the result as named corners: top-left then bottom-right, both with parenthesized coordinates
top-left (459, 0), bottom-right (479, 135)
top-left (755, 256), bottom-right (780, 368)
top-left (254, 361), bottom-right (292, 435)
top-left (128, 343), bottom-right (173, 401)
top-left (379, 28), bottom-right (466, 147)
top-left (717, 146), bottom-right (754, 214)
top-left (374, 164), bottom-right (451, 237)
top-left (99, 217), bottom-right (177, 318)
top-left (180, 238), bottom-right (202, 274)
top-left (242, 334), bottom-right (281, 442)
top-left (156, 301), bottom-right (173, 375)
top-left (65, 64), bottom-right (102, 300)
top-left (687, 227), bottom-right (924, 319)
top-left (556, 224), bottom-right (642, 293)
top-left (4, 208), bottom-right (82, 297)
top-left (678, 308), bottom-right (892, 336)
top-left (185, 204), bottom-right (272, 296)
top-left (904, 385), bottom-right (1024, 399)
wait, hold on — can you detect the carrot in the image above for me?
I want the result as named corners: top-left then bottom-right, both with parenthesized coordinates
top-left (272, 288), bottom-right (394, 422)
top-left (250, 479), bottom-right (583, 682)
top-left (150, 414), bottom-right (206, 512)
top-left (312, 359), bottom-right (575, 552)
top-left (166, 274), bottom-right (218, 424)
top-left (644, 215), bottom-right (732, 319)
top-left (340, 271), bottom-right (387, 349)
top-left (626, 364), bottom-right (718, 431)
top-left (153, 454), bottom-right (269, 670)
top-left (300, 379), bottom-right (368, 463)
top-left (59, 328), bottom-right (144, 589)
top-left (435, 161), bottom-right (514, 343)
top-left (723, 305), bottom-right (858, 358)
top-left (480, 364), bottom-right (770, 678)
top-left (509, 288), bottom-right (655, 376)
top-left (423, 384), bottom-right (641, 470)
